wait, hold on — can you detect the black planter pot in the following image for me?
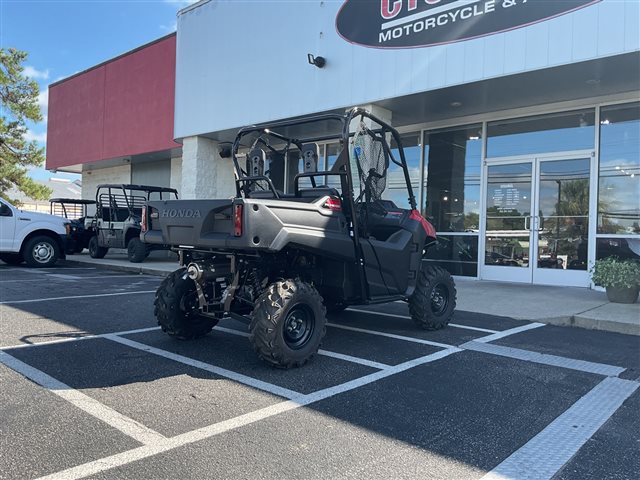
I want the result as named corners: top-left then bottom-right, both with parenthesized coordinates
top-left (605, 286), bottom-right (639, 304)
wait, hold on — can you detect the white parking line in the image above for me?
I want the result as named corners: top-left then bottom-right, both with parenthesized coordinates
top-left (0, 327), bottom-right (160, 351)
top-left (482, 376), bottom-right (639, 480)
top-left (214, 326), bottom-right (392, 370)
top-left (345, 307), bottom-right (499, 333)
top-left (0, 350), bottom-right (166, 445)
top-left (327, 322), bottom-right (456, 349)
top-left (35, 347), bottom-right (462, 480)
top-left (104, 334), bottom-right (301, 400)
top-left (473, 322), bottom-right (545, 343)
top-left (0, 275), bottom-right (158, 283)
top-left (0, 290), bottom-right (156, 305)
top-left (462, 341), bottom-right (626, 377)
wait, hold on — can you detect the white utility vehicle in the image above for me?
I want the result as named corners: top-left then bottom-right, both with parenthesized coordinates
top-left (0, 197), bottom-right (70, 267)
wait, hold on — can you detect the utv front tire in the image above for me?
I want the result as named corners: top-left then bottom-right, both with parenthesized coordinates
top-left (250, 279), bottom-right (327, 368)
top-left (88, 236), bottom-right (108, 259)
top-left (127, 237), bottom-right (148, 263)
top-left (155, 268), bottom-right (218, 339)
top-left (409, 264), bottom-right (456, 330)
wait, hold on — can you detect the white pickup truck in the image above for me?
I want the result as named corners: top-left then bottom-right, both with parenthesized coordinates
top-left (0, 197), bottom-right (70, 268)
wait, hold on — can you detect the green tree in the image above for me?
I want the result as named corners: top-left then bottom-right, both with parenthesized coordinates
top-left (0, 48), bottom-right (51, 204)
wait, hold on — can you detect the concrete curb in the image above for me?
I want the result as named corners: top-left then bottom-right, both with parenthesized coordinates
top-left (62, 258), bottom-right (171, 277)
top-left (533, 315), bottom-right (640, 336)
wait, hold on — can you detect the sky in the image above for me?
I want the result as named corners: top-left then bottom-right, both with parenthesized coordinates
top-left (1, 0), bottom-right (197, 181)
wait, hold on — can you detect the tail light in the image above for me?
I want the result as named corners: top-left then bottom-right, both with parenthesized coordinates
top-left (322, 196), bottom-right (342, 212)
top-left (234, 204), bottom-right (243, 237)
top-left (141, 206), bottom-right (148, 233)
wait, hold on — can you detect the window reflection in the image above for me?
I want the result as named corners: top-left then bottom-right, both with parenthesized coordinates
top-left (537, 159), bottom-right (590, 271)
top-left (597, 102), bottom-right (640, 235)
top-left (423, 125), bottom-right (482, 232)
top-left (487, 110), bottom-right (595, 158)
top-left (388, 133), bottom-right (421, 210)
top-left (423, 125), bottom-right (481, 277)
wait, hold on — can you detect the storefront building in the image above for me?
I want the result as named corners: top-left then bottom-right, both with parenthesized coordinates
top-left (46, 0), bottom-right (640, 287)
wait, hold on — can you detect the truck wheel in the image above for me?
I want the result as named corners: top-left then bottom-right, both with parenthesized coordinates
top-left (155, 268), bottom-right (218, 339)
top-left (409, 265), bottom-right (456, 330)
top-left (0, 253), bottom-right (24, 265)
top-left (23, 235), bottom-right (60, 268)
top-left (250, 278), bottom-right (327, 368)
top-left (88, 236), bottom-right (108, 259)
top-left (127, 237), bottom-right (148, 263)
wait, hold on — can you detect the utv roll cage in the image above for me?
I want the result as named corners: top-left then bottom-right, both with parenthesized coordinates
top-left (95, 184), bottom-right (178, 220)
top-left (231, 107), bottom-right (418, 245)
top-left (49, 198), bottom-right (96, 220)
top-left (231, 108), bottom-right (417, 206)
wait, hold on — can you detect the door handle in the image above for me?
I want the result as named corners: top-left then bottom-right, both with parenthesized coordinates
top-left (536, 216), bottom-right (544, 231)
top-left (524, 216), bottom-right (530, 231)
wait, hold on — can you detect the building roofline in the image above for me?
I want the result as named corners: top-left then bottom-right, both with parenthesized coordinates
top-left (49, 32), bottom-right (176, 89)
top-left (177, 0), bottom-right (210, 16)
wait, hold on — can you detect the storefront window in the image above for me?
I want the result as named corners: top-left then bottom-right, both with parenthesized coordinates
top-left (487, 110), bottom-right (595, 158)
top-left (423, 125), bottom-right (482, 277)
top-left (423, 125), bottom-right (482, 232)
top-left (388, 133), bottom-right (421, 210)
top-left (597, 102), bottom-right (640, 235)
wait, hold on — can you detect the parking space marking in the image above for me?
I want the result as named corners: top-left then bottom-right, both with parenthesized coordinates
top-left (345, 308), bottom-right (499, 333)
top-left (0, 275), bottom-right (158, 283)
top-left (327, 322), bottom-right (456, 349)
top-left (0, 350), bottom-right (166, 445)
top-left (104, 334), bottom-right (301, 399)
top-left (214, 326), bottom-right (392, 369)
top-left (482, 376), bottom-right (639, 480)
top-left (473, 322), bottom-right (545, 343)
top-left (315, 350), bottom-right (391, 370)
top-left (35, 347), bottom-right (462, 480)
top-left (461, 341), bottom-right (626, 377)
top-left (0, 327), bottom-right (160, 351)
top-left (0, 290), bottom-right (156, 305)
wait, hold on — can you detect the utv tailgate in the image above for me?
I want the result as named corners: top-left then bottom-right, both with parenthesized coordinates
top-left (143, 199), bottom-right (234, 247)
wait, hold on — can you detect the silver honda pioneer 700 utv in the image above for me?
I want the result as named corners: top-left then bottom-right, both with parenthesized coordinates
top-left (142, 108), bottom-right (456, 368)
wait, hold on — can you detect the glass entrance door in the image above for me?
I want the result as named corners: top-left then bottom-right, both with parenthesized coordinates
top-left (483, 162), bottom-right (534, 283)
top-left (533, 157), bottom-right (591, 286)
top-left (482, 155), bottom-right (592, 286)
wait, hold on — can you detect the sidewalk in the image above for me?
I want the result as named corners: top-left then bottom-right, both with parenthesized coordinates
top-left (63, 253), bottom-right (639, 336)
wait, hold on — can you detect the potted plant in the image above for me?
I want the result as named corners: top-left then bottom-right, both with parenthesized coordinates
top-left (590, 257), bottom-right (640, 304)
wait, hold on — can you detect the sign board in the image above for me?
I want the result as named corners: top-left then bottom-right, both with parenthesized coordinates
top-left (492, 183), bottom-right (521, 212)
top-left (336, 0), bottom-right (601, 49)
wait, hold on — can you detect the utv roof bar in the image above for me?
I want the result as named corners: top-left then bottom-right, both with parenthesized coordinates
top-left (96, 184), bottom-right (178, 194)
top-left (49, 198), bottom-right (96, 205)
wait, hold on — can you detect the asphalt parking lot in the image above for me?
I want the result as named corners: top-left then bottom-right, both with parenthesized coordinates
top-left (1, 264), bottom-right (639, 480)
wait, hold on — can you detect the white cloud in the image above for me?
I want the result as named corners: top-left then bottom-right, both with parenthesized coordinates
top-left (37, 90), bottom-right (49, 112)
top-left (25, 130), bottom-right (47, 144)
top-left (160, 21), bottom-right (177, 33)
top-left (23, 65), bottom-right (50, 80)
top-left (164, 0), bottom-right (198, 8)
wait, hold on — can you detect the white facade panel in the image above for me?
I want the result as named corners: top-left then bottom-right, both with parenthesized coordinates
top-left (175, 0), bottom-right (639, 138)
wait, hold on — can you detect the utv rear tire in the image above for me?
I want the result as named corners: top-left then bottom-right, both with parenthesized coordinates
top-left (250, 279), bottom-right (327, 368)
top-left (155, 268), bottom-right (218, 340)
top-left (88, 236), bottom-right (108, 259)
top-left (23, 235), bottom-right (60, 268)
top-left (409, 265), bottom-right (456, 331)
top-left (0, 253), bottom-right (24, 265)
top-left (127, 237), bottom-right (148, 263)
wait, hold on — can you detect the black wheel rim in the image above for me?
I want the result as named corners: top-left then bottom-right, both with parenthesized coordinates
top-left (430, 284), bottom-right (449, 315)
top-left (283, 304), bottom-right (314, 350)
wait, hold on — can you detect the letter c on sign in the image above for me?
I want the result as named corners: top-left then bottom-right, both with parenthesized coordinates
top-left (381, 0), bottom-right (402, 19)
